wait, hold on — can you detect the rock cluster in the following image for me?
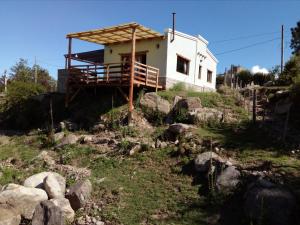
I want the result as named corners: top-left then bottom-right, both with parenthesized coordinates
top-left (0, 171), bottom-right (92, 225)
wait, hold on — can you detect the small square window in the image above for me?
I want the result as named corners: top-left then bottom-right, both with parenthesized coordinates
top-left (176, 55), bottom-right (189, 75)
top-left (198, 65), bottom-right (202, 79)
top-left (207, 70), bottom-right (212, 83)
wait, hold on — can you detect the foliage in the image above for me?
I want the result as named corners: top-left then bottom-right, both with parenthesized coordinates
top-left (169, 82), bottom-right (186, 92)
top-left (9, 58), bottom-right (55, 91)
top-left (236, 70), bottom-right (252, 87)
top-left (290, 20), bottom-right (300, 55)
top-left (216, 75), bottom-right (224, 86)
top-left (278, 55), bottom-right (300, 85)
top-left (252, 72), bottom-right (273, 86)
top-left (5, 80), bottom-right (45, 107)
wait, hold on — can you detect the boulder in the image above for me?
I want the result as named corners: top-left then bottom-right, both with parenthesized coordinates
top-left (174, 97), bottom-right (202, 113)
top-left (168, 123), bottom-right (192, 135)
top-left (50, 198), bottom-right (75, 222)
top-left (59, 134), bottom-right (79, 146)
top-left (24, 172), bottom-right (66, 192)
top-left (244, 178), bottom-right (298, 225)
top-left (44, 173), bottom-right (65, 199)
top-left (194, 152), bottom-right (225, 172)
top-left (0, 204), bottom-right (21, 225)
top-left (140, 92), bottom-right (171, 115)
top-left (66, 179), bottom-right (92, 211)
top-left (32, 200), bottom-right (64, 225)
top-left (0, 136), bottom-right (10, 145)
top-left (0, 184), bottom-right (48, 219)
top-left (216, 166), bottom-right (240, 193)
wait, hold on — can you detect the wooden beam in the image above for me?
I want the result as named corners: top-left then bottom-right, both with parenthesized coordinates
top-left (128, 27), bottom-right (136, 121)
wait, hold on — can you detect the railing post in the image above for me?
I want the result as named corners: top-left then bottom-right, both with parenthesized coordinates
top-left (106, 65), bottom-right (110, 82)
top-left (145, 66), bottom-right (148, 86)
top-left (156, 69), bottom-right (159, 92)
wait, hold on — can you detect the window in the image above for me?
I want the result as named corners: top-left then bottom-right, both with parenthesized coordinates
top-left (176, 55), bottom-right (189, 75)
top-left (198, 65), bottom-right (202, 79)
top-left (207, 70), bottom-right (212, 83)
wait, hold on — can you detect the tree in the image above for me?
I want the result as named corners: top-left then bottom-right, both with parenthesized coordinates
top-left (236, 70), bottom-right (252, 87)
top-left (9, 58), bottom-right (55, 91)
top-left (291, 21), bottom-right (300, 55)
top-left (279, 55), bottom-right (300, 85)
top-left (252, 72), bottom-right (273, 86)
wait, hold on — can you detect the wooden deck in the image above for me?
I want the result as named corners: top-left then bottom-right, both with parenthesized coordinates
top-left (67, 61), bottom-right (162, 89)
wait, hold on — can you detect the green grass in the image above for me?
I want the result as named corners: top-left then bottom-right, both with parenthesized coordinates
top-left (89, 148), bottom-right (213, 225)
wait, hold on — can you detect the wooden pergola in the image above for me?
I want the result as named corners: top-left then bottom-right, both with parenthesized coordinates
top-left (65, 22), bottom-right (164, 118)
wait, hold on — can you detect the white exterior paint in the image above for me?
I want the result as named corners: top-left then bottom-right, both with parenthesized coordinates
top-left (103, 28), bottom-right (218, 91)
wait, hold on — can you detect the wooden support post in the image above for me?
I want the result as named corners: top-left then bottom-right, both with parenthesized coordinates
top-left (65, 37), bottom-right (72, 108)
top-left (253, 89), bottom-right (256, 124)
top-left (145, 67), bottom-right (148, 86)
top-left (128, 26), bottom-right (136, 122)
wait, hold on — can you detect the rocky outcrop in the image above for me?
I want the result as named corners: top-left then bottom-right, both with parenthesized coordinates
top-left (0, 184), bottom-right (48, 219)
top-left (174, 97), bottom-right (202, 113)
top-left (57, 134), bottom-right (79, 147)
top-left (140, 92), bottom-right (171, 115)
top-left (50, 198), bottom-right (75, 222)
top-left (66, 179), bottom-right (92, 211)
top-left (244, 178), bottom-right (298, 225)
top-left (32, 200), bottom-right (64, 225)
top-left (23, 171), bottom-right (66, 192)
top-left (0, 204), bottom-right (21, 225)
top-left (167, 123), bottom-right (192, 135)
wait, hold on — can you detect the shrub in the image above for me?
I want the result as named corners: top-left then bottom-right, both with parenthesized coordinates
top-left (6, 81), bottom-right (45, 108)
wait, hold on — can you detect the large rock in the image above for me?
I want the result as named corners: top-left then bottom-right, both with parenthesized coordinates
top-left (174, 97), bottom-right (202, 113)
top-left (168, 123), bottom-right (192, 135)
top-left (32, 200), bottom-right (64, 225)
top-left (66, 179), bottom-right (92, 211)
top-left (244, 179), bottom-right (298, 225)
top-left (194, 152), bottom-right (225, 172)
top-left (50, 198), bottom-right (75, 222)
top-left (190, 107), bottom-right (223, 123)
top-left (216, 166), bottom-right (240, 193)
top-left (44, 173), bottom-right (65, 199)
top-left (24, 171), bottom-right (66, 192)
top-left (140, 92), bottom-right (171, 115)
top-left (59, 134), bottom-right (79, 146)
top-left (0, 204), bottom-right (21, 225)
top-left (0, 184), bottom-right (48, 219)
top-left (54, 132), bottom-right (65, 142)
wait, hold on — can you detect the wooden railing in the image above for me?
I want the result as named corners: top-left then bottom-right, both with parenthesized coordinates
top-left (67, 61), bottom-right (160, 89)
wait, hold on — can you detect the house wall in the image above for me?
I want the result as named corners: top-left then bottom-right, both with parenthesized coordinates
top-left (164, 29), bottom-right (218, 91)
top-left (103, 38), bottom-right (167, 81)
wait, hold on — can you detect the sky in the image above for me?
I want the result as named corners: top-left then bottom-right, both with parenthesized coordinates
top-left (0, 0), bottom-right (300, 79)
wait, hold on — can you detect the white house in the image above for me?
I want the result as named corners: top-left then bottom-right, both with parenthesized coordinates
top-left (59, 23), bottom-right (218, 94)
top-left (102, 27), bottom-right (218, 91)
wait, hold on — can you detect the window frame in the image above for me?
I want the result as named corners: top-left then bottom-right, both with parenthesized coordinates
top-left (198, 65), bottom-right (202, 79)
top-left (176, 54), bottom-right (190, 75)
top-left (207, 70), bottom-right (213, 83)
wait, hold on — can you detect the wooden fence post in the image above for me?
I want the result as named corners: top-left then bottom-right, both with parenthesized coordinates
top-left (253, 89), bottom-right (256, 124)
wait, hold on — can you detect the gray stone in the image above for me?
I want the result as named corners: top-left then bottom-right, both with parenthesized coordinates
top-left (44, 173), bottom-right (65, 199)
top-left (0, 184), bottom-right (48, 219)
top-left (0, 136), bottom-right (10, 145)
top-left (140, 92), bottom-right (171, 115)
top-left (37, 151), bottom-right (55, 166)
top-left (168, 123), bottom-right (192, 135)
top-left (194, 152), bottom-right (225, 172)
top-left (50, 198), bottom-right (75, 222)
top-left (0, 204), bottom-right (21, 225)
top-left (24, 171), bottom-right (66, 193)
top-left (175, 97), bottom-right (202, 113)
top-left (244, 179), bottom-right (298, 225)
top-left (216, 166), bottom-right (240, 193)
top-left (59, 134), bottom-right (79, 146)
top-left (66, 179), bottom-right (92, 211)
top-left (32, 200), bottom-right (64, 225)
top-left (54, 132), bottom-right (65, 142)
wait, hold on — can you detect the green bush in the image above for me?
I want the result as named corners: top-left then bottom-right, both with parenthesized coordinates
top-left (6, 81), bottom-right (45, 107)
